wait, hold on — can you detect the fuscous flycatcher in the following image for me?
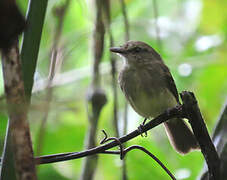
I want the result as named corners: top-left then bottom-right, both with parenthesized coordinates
top-left (110, 41), bottom-right (199, 154)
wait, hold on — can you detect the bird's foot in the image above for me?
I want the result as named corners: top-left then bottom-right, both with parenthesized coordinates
top-left (138, 118), bottom-right (148, 137)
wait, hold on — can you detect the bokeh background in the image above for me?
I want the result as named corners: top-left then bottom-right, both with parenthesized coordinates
top-left (1, 0), bottom-right (227, 179)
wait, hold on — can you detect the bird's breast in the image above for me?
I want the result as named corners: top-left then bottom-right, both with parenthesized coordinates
top-left (119, 67), bottom-right (177, 118)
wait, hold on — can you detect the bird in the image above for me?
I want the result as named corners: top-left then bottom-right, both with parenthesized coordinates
top-left (110, 41), bottom-right (199, 154)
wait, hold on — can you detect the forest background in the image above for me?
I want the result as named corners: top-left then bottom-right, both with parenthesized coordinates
top-left (0, 0), bottom-right (227, 179)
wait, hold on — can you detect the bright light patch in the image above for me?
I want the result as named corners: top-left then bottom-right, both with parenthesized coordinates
top-left (175, 168), bottom-right (191, 179)
top-left (195, 35), bottom-right (222, 52)
top-left (184, 0), bottom-right (202, 21)
top-left (178, 63), bottom-right (192, 77)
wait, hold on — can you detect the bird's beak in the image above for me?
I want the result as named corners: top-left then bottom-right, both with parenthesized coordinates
top-left (110, 47), bottom-right (125, 54)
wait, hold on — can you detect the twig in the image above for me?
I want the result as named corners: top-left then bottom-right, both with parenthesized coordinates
top-left (100, 130), bottom-right (124, 159)
top-left (180, 91), bottom-right (221, 180)
top-left (100, 130), bottom-right (176, 180)
top-left (35, 104), bottom-right (182, 164)
top-left (123, 146), bottom-right (176, 180)
top-left (35, 91), bottom-right (223, 179)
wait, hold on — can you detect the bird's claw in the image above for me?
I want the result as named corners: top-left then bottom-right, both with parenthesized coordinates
top-left (138, 118), bottom-right (148, 137)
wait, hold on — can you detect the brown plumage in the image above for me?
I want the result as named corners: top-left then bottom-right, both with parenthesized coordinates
top-left (110, 41), bottom-right (199, 154)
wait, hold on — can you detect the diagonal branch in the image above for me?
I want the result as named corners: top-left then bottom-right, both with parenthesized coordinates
top-left (36, 104), bottom-right (183, 164)
top-left (35, 91), bottom-right (222, 180)
top-left (36, 90), bottom-right (223, 179)
top-left (123, 146), bottom-right (176, 180)
top-left (180, 91), bottom-right (220, 180)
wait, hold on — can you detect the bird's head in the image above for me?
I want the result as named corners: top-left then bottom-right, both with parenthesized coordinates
top-left (110, 41), bottom-right (161, 67)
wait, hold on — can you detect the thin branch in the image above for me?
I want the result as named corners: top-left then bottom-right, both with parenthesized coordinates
top-left (103, 0), bottom-right (119, 139)
top-left (35, 104), bottom-right (183, 164)
top-left (119, 0), bottom-right (130, 141)
top-left (91, 0), bottom-right (105, 86)
top-left (100, 130), bottom-right (123, 159)
top-left (100, 130), bottom-right (176, 180)
top-left (123, 146), bottom-right (176, 180)
top-left (35, 91), bottom-right (223, 180)
top-left (119, 1), bottom-right (130, 178)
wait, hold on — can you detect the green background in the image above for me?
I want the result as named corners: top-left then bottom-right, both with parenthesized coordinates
top-left (1, 0), bottom-right (227, 179)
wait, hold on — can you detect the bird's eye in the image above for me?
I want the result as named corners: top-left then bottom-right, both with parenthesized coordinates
top-left (133, 47), bottom-right (142, 53)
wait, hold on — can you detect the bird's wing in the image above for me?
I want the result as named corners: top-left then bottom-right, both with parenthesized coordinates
top-left (160, 62), bottom-right (180, 104)
top-left (144, 60), bottom-right (179, 104)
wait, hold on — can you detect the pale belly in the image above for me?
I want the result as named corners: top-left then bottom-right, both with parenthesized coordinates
top-left (129, 88), bottom-right (177, 118)
top-left (120, 66), bottom-right (178, 118)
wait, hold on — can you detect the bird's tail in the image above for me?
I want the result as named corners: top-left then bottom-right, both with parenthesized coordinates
top-left (164, 118), bottom-right (199, 154)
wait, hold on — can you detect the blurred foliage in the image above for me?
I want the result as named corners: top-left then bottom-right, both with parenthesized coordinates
top-left (0, 0), bottom-right (227, 179)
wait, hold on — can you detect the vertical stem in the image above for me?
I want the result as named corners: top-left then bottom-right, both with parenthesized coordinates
top-left (80, 0), bottom-right (106, 179)
top-left (103, 0), bottom-right (120, 138)
top-left (152, 0), bottom-right (162, 50)
top-left (119, 0), bottom-right (130, 41)
top-left (1, 41), bottom-right (37, 180)
top-left (20, 0), bottom-right (48, 99)
top-left (0, 122), bottom-right (16, 180)
top-left (35, 0), bottom-right (70, 156)
top-left (119, 0), bottom-right (130, 179)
